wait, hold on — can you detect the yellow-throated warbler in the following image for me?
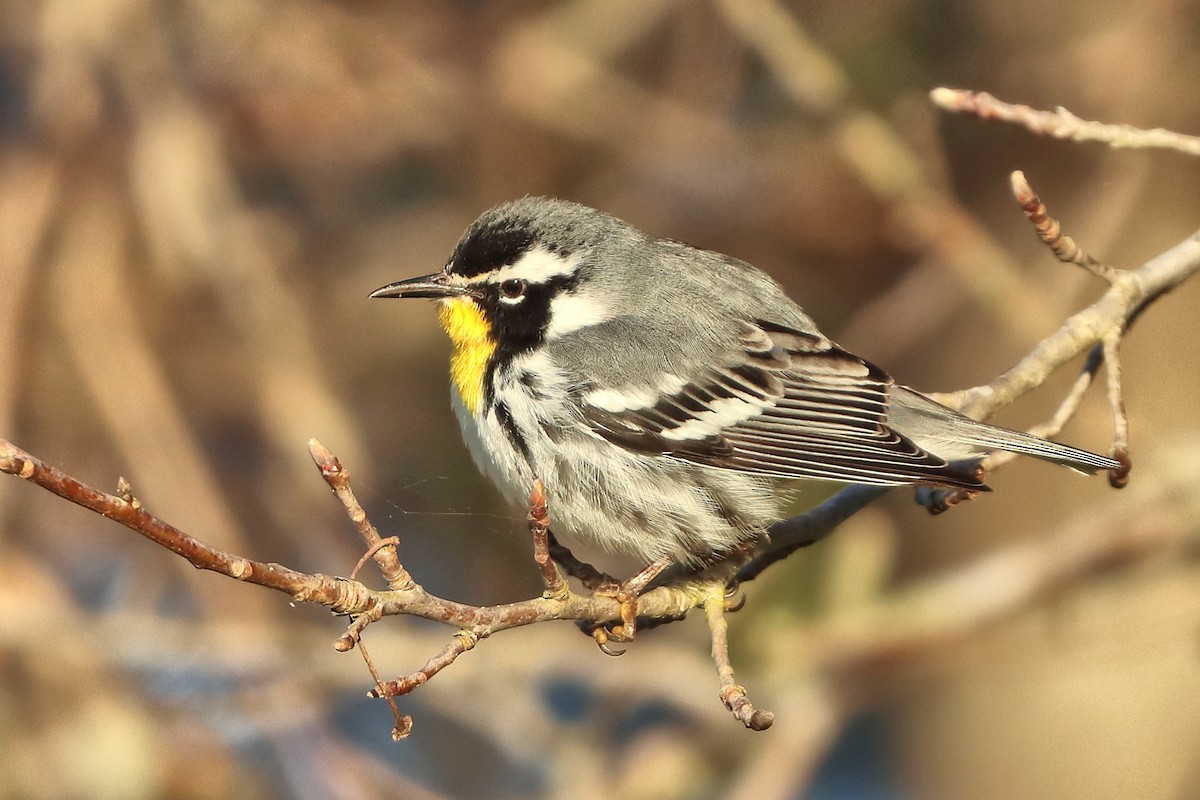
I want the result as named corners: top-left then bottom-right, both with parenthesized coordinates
top-left (371, 197), bottom-right (1117, 571)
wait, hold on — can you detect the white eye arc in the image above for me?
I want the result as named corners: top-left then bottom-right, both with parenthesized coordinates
top-left (499, 278), bottom-right (528, 302)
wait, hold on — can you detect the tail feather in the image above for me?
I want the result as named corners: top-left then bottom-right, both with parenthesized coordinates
top-left (955, 425), bottom-right (1119, 473)
top-left (890, 387), bottom-right (1119, 474)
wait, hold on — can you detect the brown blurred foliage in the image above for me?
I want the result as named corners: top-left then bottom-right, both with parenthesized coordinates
top-left (2, 1), bottom-right (1200, 798)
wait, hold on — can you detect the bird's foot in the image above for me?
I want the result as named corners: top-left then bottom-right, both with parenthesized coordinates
top-left (916, 485), bottom-right (981, 515)
top-left (589, 556), bottom-right (672, 654)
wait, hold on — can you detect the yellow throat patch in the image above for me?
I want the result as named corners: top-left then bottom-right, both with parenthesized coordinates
top-left (438, 296), bottom-right (494, 416)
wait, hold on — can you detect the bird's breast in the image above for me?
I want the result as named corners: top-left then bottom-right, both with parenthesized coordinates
top-left (438, 297), bottom-right (495, 416)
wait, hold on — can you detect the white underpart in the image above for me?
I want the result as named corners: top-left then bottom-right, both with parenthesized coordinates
top-left (545, 292), bottom-right (613, 338)
top-left (474, 246), bottom-right (579, 285)
top-left (452, 347), bottom-right (781, 565)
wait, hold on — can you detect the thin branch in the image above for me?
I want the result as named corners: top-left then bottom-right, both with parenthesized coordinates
top-left (309, 438), bottom-right (414, 591)
top-left (356, 636), bottom-right (413, 740)
top-left (370, 630), bottom-right (482, 700)
top-left (546, 530), bottom-right (620, 591)
top-left (704, 587), bottom-right (774, 730)
top-left (1010, 170), bottom-right (1119, 282)
top-left (1103, 333), bottom-right (1132, 488)
top-left (941, 226), bottom-right (1200, 420)
top-left (931, 88), bottom-right (1200, 156)
top-left (738, 486), bottom-right (888, 583)
top-left (0, 438), bottom-right (370, 613)
top-left (527, 480), bottom-right (569, 599)
top-left (5, 184), bottom-right (1200, 738)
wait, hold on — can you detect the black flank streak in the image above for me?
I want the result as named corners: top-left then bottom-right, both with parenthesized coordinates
top-left (494, 401), bottom-right (533, 464)
top-left (518, 370), bottom-right (545, 400)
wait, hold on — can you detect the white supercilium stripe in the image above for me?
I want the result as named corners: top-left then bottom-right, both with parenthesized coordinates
top-left (480, 247), bottom-right (579, 285)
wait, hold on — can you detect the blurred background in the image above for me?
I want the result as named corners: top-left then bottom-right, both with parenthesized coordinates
top-left (2, 1), bottom-right (1200, 798)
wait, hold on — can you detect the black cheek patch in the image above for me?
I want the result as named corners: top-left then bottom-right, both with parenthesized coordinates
top-left (480, 273), bottom-right (579, 406)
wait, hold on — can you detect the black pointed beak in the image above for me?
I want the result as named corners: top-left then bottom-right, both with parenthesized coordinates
top-left (369, 272), bottom-right (475, 300)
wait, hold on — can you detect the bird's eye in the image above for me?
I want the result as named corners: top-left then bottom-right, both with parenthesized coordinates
top-left (499, 279), bottom-right (528, 299)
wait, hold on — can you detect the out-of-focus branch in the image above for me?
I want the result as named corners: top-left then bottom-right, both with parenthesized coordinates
top-left (929, 170), bottom-right (1136, 504)
top-left (939, 225), bottom-right (1200, 421)
top-left (785, 468), bottom-right (1194, 672)
top-left (3, 212), bottom-right (1199, 735)
top-left (7, 82), bottom-right (1200, 734)
top-left (931, 88), bottom-right (1200, 156)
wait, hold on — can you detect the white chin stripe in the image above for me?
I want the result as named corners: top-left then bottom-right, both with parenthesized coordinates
top-left (545, 292), bottom-right (613, 339)
top-left (483, 247), bottom-right (578, 285)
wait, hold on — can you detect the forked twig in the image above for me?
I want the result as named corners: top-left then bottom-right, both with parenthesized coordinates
top-left (309, 438), bottom-right (414, 591)
top-left (4, 115), bottom-right (1200, 736)
top-left (933, 173), bottom-right (1127, 492)
top-left (369, 630), bottom-right (482, 699)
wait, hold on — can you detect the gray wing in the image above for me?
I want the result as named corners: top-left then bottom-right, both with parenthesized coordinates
top-left (578, 320), bottom-right (989, 490)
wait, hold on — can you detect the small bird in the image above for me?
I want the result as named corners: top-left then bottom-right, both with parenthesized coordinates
top-left (371, 197), bottom-right (1118, 580)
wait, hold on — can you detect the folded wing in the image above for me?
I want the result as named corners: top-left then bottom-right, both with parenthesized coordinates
top-left (579, 320), bottom-right (988, 490)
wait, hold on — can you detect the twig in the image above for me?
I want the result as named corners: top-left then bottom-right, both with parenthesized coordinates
top-left (334, 603), bottom-right (383, 652)
top-left (546, 530), bottom-right (619, 591)
top-left (0, 438), bottom-right (371, 613)
top-left (528, 480), bottom-right (569, 599)
top-left (370, 630), bottom-right (482, 699)
top-left (704, 588), bottom-right (774, 730)
top-left (739, 486), bottom-right (888, 583)
top-left (1103, 333), bottom-right (1132, 488)
top-left (931, 88), bottom-right (1200, 157)
top-left (978, 343), bottom-right (1104, 473)
top-left (350, 537), bottom-right (402, 583)
top-left (356, 636), bottom-right (412, 740)
top-left (309, 438), bottom-right (414, 591)
top-left (1010, 170), bottom-right (1119, 282)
